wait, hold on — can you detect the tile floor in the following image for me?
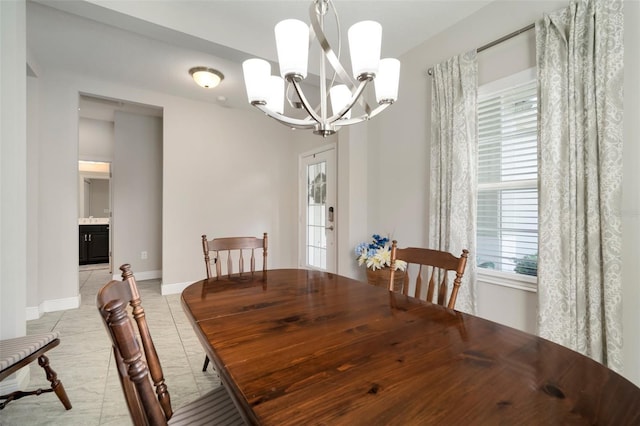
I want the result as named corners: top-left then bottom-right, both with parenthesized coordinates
top-left (0, 266), bottom-right (218, 425)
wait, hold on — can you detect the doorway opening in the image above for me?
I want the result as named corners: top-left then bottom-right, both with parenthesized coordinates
top-left (299, 146), bottom-right (337, 272)
top-left (78, 160), bottom-right (111, 270)
top-left (78, 94), bottom-right (163, 279)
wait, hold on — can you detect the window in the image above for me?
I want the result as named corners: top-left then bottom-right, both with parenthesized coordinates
top-left (477, 69), bottom-right (538, 283)
top-left (306, 161), bottom-right (327, 269)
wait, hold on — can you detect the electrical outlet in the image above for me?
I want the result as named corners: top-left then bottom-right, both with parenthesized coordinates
top-left (141, 251), bottom-right (148, 260)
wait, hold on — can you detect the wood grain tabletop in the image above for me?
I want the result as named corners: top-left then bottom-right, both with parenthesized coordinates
top-left (181, 269), bottom-right (640, 425)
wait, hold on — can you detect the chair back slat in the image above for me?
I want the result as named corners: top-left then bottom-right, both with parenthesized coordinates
top-left (227, 250), bottom-right (234, 275)
top-left (389, 241), bottom-right (469, 309)
top-left (202, 233), bottom-right (268, 280)
top-left (437, 273), bottom-right (448, 306)
top-left (426, 266), bottom-right (435, 302)
top-left (415, 265), bottom-right (423, 299)
top-left (97, 264), bottom-right (173, 424)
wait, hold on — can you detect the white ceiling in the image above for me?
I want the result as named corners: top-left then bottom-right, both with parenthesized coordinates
top-left (27, 0), bottom-right (493, 117)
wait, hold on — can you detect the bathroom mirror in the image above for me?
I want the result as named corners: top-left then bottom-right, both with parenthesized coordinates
top-left (78, 161), bottom-right (110, 219)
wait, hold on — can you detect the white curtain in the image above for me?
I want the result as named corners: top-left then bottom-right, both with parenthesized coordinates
top-left (536, 0), bottom-right (624, 371)
top-left (429, 51), bottom-right (478, 314)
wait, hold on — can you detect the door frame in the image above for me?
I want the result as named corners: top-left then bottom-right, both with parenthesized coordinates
top-left (298, 144), bottom-right (337, 272)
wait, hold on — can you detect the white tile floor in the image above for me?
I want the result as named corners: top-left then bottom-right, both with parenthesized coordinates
top-left (0, 266), bottom-right (218, 425)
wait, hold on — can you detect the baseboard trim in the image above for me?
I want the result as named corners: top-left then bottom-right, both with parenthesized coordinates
top-left (25, 295), bottom-right (81, 320)
top-left (161, 281), bottom-right (193, 296)
top-left (0, 366), bottom-right (30, 394)
top-left (25, 271), bottom-right (161, 320)
top-left (112, 269), bottom-right (161, 281)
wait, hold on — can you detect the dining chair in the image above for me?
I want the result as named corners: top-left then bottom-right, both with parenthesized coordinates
top-left (202, 233), bottom-right (268, 280)
top-left (200, 232), bottom-right (268, 372)
top-left (0, 333), bottom-right (72, 411)
top-left (96, 264), bottom-right (246, 425)
top-left (389, 240), bottom-right (469, 309)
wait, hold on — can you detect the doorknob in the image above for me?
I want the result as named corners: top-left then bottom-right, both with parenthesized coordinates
top-left (325, 226), bottom-right (334, 231)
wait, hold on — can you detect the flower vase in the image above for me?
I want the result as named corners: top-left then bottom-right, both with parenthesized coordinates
top-left (366, 268), bottom-right (405, 292)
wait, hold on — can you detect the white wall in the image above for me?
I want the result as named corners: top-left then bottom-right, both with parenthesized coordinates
top-left (27, 75), bottom-right (40, 312)
top-left (372, 0), bottom-right (640, 386)
top-left (0, 0), bottom-right (27, 339)
top-left (113, 111), bottom-right (162, 277)
top-left (336, 126), bottom-right (370, 281)
top-left (34, 74), bottom-right (81, 312)
top-left (161, 99), bottom-right (301, 291)
top-left (79, 117), bottom-right (114, 161)
top-left (622, 0), bottom-right (640, 389)
top-left (25, 68), bottom-right (305, 306)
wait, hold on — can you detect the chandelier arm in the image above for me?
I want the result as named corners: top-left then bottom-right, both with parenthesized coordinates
top-left (332, 102), bottom-right (392, 126)
top-left (326, 78), bottom-right (369, 123)
top-left (310, 0), bottom-right (378, 118)
top-left (366, 101), bottom-right (393, 119)
top-left (252, 103), bottom-right (317, 129)
top-left (309, 1), bottom-right (355, 88)
top-left (285, 83), bottom-right (302, 109)
top-left (291, 79), bottom-right (324, 124)
top-left (325, 0), bottom-right (341, 89)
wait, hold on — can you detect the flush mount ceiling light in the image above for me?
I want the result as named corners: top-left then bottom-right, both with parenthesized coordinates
top-left (242, 0), bottom-right (400, 137)
top-left (189, 67), bottom-right (224, 88)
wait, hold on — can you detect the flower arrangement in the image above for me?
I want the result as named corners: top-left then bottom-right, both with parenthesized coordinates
top-left (355, 234), bottom-right (407, 271)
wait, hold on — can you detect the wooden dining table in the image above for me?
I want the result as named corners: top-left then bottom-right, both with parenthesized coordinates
top-left (181, 269), bottom-right (640, 425)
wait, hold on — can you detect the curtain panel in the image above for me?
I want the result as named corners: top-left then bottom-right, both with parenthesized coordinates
top-left (536, 0), bottom-right (624, 371)
top-left (429, 51), bottom-right (478, 314)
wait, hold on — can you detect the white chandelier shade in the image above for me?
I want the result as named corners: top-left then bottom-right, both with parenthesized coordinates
top-left (375, 58), bottom-right (401, 103)
top-left (329, 84), bottom-right (353, 119)
top-left (347, 20), bottom-right (382, 79)
top-left (242, 0), bottom-right (400, 136)
top-left (266, 76), bottom-right (285, 115)
top-left (275, 19), bottom-right (309, 79)
top-left (242, 59), bottom-right (271, 103)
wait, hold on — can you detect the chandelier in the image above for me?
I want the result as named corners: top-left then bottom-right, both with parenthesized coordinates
top-left (242, 0), bottom-right (400, 137)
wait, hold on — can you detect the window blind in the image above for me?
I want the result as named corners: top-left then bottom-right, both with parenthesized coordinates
top-left (477, 79), bottom-right (538, 277)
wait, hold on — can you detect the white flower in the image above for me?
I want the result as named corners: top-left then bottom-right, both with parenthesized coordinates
top-left (394, 259), bottom-right (408, 271)
top-left (355, 235), bottom-right (407, 271)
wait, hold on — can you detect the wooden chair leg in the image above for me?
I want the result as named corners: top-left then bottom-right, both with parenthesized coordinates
top-left (202, 355), bottom-right (210, 372)
top-left (38, 354), bottom-right (72, 410)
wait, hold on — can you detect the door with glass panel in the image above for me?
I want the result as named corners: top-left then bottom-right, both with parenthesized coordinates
top-left (299, 147), bottom-right (336, 272)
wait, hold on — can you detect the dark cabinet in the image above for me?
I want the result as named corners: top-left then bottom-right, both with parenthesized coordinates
top-left (79, 224), bottom-right (109, 265)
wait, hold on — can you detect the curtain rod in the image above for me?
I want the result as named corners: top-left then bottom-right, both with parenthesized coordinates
top-left (426, 23), bottom-right (535, 76)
